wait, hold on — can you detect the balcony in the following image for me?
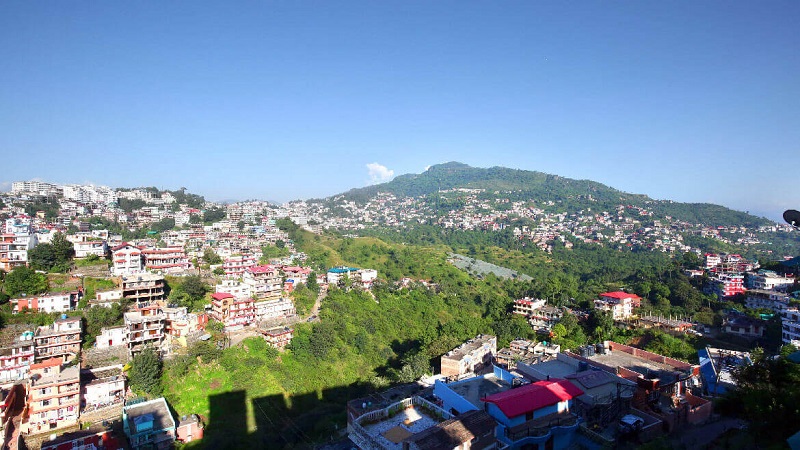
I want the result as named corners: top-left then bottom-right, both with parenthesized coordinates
top-left (504, 411), bottom-right (580, 445)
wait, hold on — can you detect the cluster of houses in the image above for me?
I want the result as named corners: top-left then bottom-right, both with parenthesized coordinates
top-left (348, 334), bottom-right (711, 450)
top-left (276, 188), bottom-right (795, 256)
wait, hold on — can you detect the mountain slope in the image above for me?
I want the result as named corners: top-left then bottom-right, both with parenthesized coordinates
top-left (329, 162), bottom-right (771, 228)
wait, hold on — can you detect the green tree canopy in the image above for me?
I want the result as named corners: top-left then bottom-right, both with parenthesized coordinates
top-left (4, 266), bottom-right (48, 297)
top-left (129, 347), bottom-right (163, 397)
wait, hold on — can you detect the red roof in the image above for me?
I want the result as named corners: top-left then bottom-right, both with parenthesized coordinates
top-left (482, 379), bottom-right (583, 418)
top-left (211, 292), bottom-right (234, 300)
top-left (111, 242), bottom-right (132, 252)
top-left (31, 357), bottom-right (62, 370)
top-left (248, 265), bottom-right (276, 274)
top-left (599, 291), bottom-right (640, 300)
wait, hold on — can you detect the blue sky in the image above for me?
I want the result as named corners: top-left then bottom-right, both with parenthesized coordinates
top-left (1, 2), bottom-right (798, 221)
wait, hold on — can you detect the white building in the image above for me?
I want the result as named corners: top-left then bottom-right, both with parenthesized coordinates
top-left (111, 243), bottom-right (144, 276)
top-left (747, 271), bottom-right (795, 292)
top-left (215, 279), bottom-right (250, 300)
top-left (593, 291), bottom-right (641, 320)
top-left (10, 292), bottom-right (80, 314)
top-left (254, 298), bottom-right (296, 322)
top-left (243, 265), bottom-right (283, 299)
top-left (781, 308), bottom-right (800, 346)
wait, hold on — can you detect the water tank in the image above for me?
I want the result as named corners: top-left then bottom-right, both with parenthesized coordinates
top-left (587, 345), bottom-right (596, 357)
top-left (579, 361), bottom-right (589, 372)
top-left (61, 314), bottom-right (67, 320)
top-left (596, 343), bottom-right (604, 354)
top-left (580, 346), bottom-right (589, 358)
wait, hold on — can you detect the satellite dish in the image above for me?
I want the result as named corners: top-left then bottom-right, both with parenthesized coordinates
top-left (784, 210), bottom-right (800, 228)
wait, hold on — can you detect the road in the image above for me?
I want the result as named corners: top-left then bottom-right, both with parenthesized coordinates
top-left (227, 288), bottom-right (328, 347)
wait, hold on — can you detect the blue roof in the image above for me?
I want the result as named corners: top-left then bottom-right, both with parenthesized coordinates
top-left (698, 348), bottom-right (729, 395)
top-left (328, 267), bottom-right (359, 274)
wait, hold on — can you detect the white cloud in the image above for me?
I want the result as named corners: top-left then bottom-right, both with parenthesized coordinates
top-left (366, 163), bottom-right (395, 184)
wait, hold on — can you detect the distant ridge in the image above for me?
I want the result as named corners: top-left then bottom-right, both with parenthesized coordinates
top-left (324, 162), bottom-right (772, 228)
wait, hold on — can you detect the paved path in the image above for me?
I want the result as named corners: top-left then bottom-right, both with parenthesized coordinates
top-left (671, 417), bottom-right (747, 449)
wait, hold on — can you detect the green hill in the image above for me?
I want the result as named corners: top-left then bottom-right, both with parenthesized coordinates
top-left (329, 162), bottom-right (772, 228)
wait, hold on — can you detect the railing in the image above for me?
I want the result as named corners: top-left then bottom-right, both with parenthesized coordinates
top-left (506, 415), bottom-right (579, 441)
top-left (349, 396), bottom-right (452, 449)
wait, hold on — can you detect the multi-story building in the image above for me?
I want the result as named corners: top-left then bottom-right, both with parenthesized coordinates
top-left (214, 279), bottom-right (250, 300)
top-left (440, 335), bottom-right (497, 378)
top-left (210, 293), bottom-right (255, 329)
top-left (0, 217), bottom-right (38, 271)
top-left (72, 240), bottom-right (108, 259)
top-left (722, 314), bottom-right (766, 338)
top-left (121, 273), bottom-right (166, 304)
top-left (33, 316), bottom-right (82, 363)
top-left (124, 303), bottom-right (166, 357)
top-left (122, 397), bottom-right (177, 450)
top-left (112, 243), bottom-right (144, 276)
top-left (512, 298), bottom-right (547, 316)
top-left (254, 298), bottom-right (295, 323)
top-left (261, 327), bottom-right (294, 350)
top-left (513, 298), bottom-right (562, 332)
top-left (282, 266), bottom-right (312, 284)
top-left (593, 292), bottom-right (641, 320)
top-left (81, 366), bottom-right (126, 409)
top-left (781, 308), bottom-right (800, 346)
top-left (91, 289), bottom-right (124, 308)
top-left (243, 265), bottom-right (283, 299)
top-left (706, 274), bottom-right (746, 299)
top-left (704, 253), bottom-right (721, 270)
top-left (96, 325), bottom-right (126, 349)
top-left (11, 181), bottom-right (60, 197)
top-left (163, 307), bottom-right (208, 339)
top-left (572, 341), bottom-right (711, 432)
top-left (141, 247), bottom-right (191, 274)
top-left (11, 292), bottom-right (81, 314)
top-left (745, 289), bottom-right (793, 314)
top-left (23, 358), bottom-right (81, 434)
top-left (0, 328), bottom-right (35, 385)
top-left (222, 255), bottom-right (257, 278)
top-left (746, 270), bottom-right (795, 292)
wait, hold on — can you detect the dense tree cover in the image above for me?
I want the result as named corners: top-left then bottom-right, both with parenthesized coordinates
top-left (203, 207), bottom-right (226, 224)
top-left (2, 266), bottom-right (48, 297)
top-left (167, 276), bottom-right (209, 311)
top-left (716, 346), bottom-right (800, 446)
top-left (260, 244), bottom-right (290, 262)
top-left (22, 196), bottom-right (60, 219)
top-left (290, 284), bottom-right (316, 316)
top-left (28, 232), bottom-right (74, 273)
top-left (150, 217), bottom-right (176, 233)
top-left (117, 198), bottom-right (147, 213)
top-left (202, 248), bottom-right (222, 265)
top-left (306, 271), bottom-right (319, 294)
top-left (129, 347), bottom-right (163, 397)
top-left (168, 187), bottom-right (205, 209)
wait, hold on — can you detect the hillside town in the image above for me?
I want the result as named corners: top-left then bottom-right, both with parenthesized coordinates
top-left (288, 190), bottom-right (795, 255)
top-left (0, 180), bottom-right (799, 449)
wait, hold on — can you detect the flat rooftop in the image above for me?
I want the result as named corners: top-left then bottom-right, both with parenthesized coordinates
top-left (587, 351), bottom-right (684, 383)
top-left (32, 364), bottom-right (80, 386)
top-left (448, 374), bottom-right (511, 409)
top-left (360, 405), bottom-right (442, 450)
top-left (124, 397), bottom-right (175, 436)
top-left (442, 335), bottom-right (495, 361)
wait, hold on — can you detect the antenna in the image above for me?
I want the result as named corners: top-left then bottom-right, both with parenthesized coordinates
top-left (784, 210), bottom-right (800, 229)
